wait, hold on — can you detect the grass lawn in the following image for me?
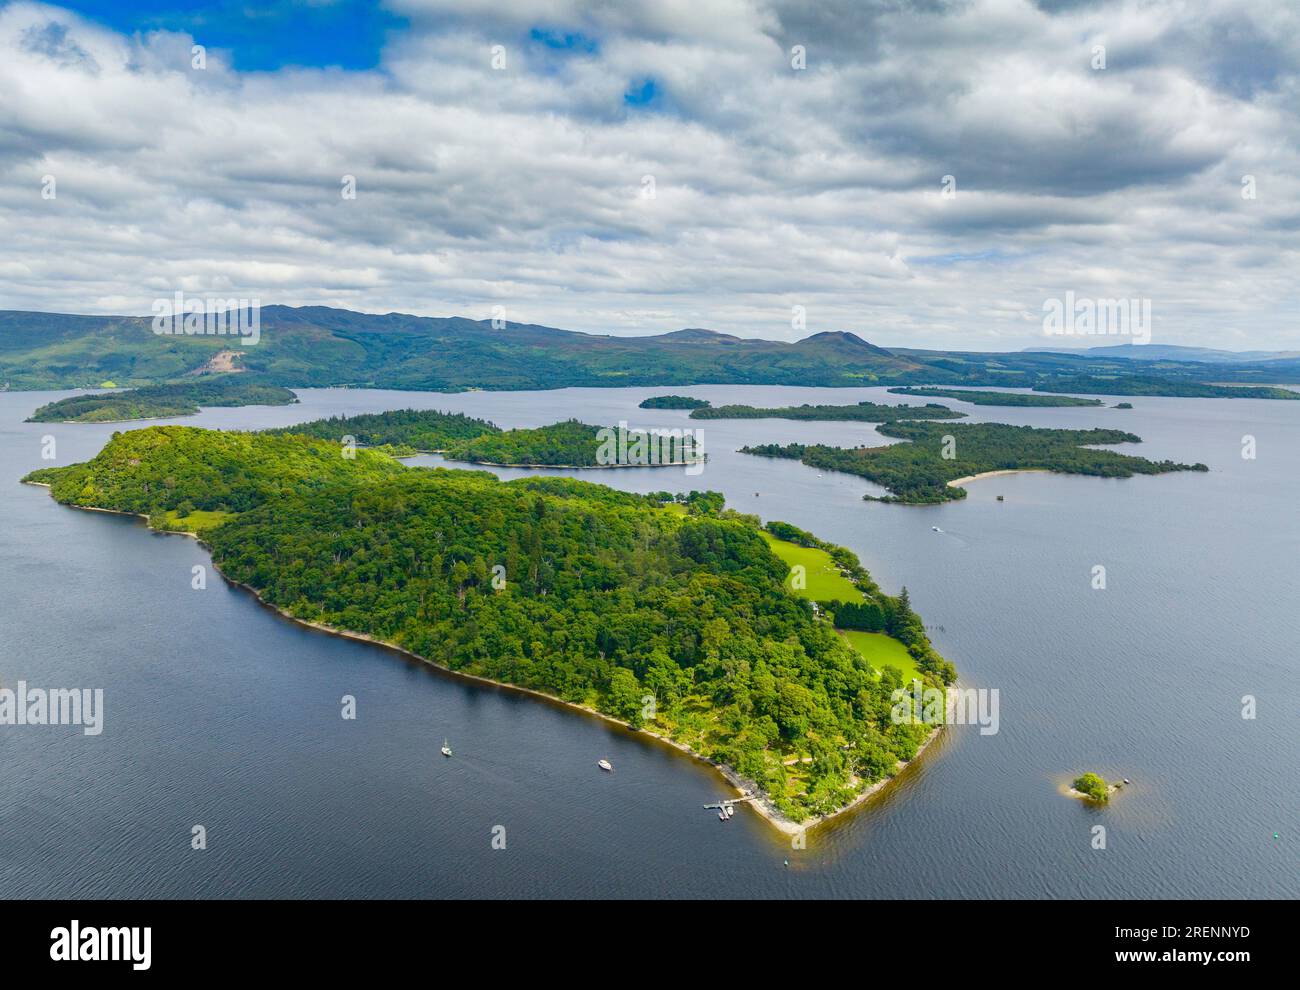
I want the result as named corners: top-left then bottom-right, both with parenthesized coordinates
top-left (760, 531), bottom-right (863, 603)
top-left (840, 630), bottom-right (922, 684)
top-left (157, 509), bottom-right (235, 533)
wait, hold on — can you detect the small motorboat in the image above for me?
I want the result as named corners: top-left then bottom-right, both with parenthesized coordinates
top-left (597, 759), bottom-right (613, 772)
top-left (718, 810), bottom-right (727, 821)
top-left (931, 526), bottom-right (943, 533)
top-left (996, 495), bottom-right (1005, 502)
top-left (441, 738), bottom-right (452, 757)
top-left (724, 804), bottom-right (734, 818)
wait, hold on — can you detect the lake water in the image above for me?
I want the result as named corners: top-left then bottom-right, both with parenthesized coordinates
top-left (1, 385), bottom-right (1295, 898)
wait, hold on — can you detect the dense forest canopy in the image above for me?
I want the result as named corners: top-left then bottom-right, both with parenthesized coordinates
top-left (689, 401), bottom-right (965, 422)
top-left (25, 376), bottom-right (297, 423)
top-left (25, 425), bottom-right (951, 823)
top-left (440, 419), bottom-right (703, 468)
top-left (742, 421), bottom-right (1208, 503)
top-left (639, 395), bottom-right (712, 409)
top-left (267, 408), bottom-right (501, 453)
top-left (441, 419), bottom-right (610, 465)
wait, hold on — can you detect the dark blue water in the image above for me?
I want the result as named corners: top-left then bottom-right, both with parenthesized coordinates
top-left (1, 386), bottom-right (1295, 897)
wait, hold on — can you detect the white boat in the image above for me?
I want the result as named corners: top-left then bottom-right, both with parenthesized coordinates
top-left (932, 526), bottom-right (943, 533)
top-left (718, 810), bottom-right (727, 820)
top-left (597, 759), bottom-right (613, 772)
top-left (441, 738), bottom-right (452, 757)
top-left (724, 804), bottom-right (734, 818)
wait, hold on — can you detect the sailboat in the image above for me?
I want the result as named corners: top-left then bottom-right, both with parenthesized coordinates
top-left (441, 738), bottom-right (452, 757)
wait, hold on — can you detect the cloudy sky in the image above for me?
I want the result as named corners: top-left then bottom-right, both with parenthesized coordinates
top-left (1, 0), bottom-right (1297, 350)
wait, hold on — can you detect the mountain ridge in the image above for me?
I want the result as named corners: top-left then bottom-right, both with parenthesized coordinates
top-left (2, 306), bottom-right (1298, 395)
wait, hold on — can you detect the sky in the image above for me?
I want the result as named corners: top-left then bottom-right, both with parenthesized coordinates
top-left (1, 0), bottom-right (1297, 351)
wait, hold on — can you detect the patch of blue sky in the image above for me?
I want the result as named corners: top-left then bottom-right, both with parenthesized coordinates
top-left (528, 27), bottom-right (598, 54)
top-left (623, 77), bottom-right (660, 107)
top-left (49, 0), bottom-right (405, 71)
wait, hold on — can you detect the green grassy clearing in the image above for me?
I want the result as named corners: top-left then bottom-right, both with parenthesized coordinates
top-left (157, 509), bottom-right (236, 533)
top-left (840, 630), bottom-right (922, 683)
top-left (759, 531), bottom-right (863, 603)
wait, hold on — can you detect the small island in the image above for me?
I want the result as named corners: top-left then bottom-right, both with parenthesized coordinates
top-left (1114, 402), bottom-right (1133, 409)
top-left (690, 401), bottom-right (965, 422)
top-left (1069, 772), bottom-right (1120, 802)
top-left (23, 424), bottom-right (955, 832)
top-left (888, 387), bottom-right (1102, 407)
top-left (26, 376), bottom-right (297, 423)
top-left (638, 395), bottom-right (711, 410)
top-left (741, 421), bottom-right (1208, 503)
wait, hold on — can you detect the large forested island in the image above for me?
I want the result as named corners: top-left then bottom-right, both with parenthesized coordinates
top-left (23, 425), bottom-right (952, 829)
top-left (270, 412), bottom-right (700, 468)
top-left (440, 419), bottom-right (703, 468)
top-left (689, 401), bottom-right (965, 422)
top-left (887, 387), bottom-right (1103, 407)
top-left (268, 408), bottom-right (501, 453)
top-left (25, 376), bottom-right (297, 423)
top-left (440, 419), bottom-right (616, 466)
top-left (743, 422), bottom-right (1208, 503)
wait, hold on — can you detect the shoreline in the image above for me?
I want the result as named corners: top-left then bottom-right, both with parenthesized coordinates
top-left (392, 450), bottom-right (702, 471)
top-left (1066, 784), bottom-right (1122, 802)
top-left (946, 468), bottom-right (1050, 488)
top-left (25, 399), bottom-right (297, 427)
top-left (447, 457), bottom-right (703, 470)
top-left (22, 479), bottom-right (945, 838)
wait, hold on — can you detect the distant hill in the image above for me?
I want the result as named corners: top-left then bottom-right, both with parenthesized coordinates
top-left (1026, 343), bottom-right (1300, 364)
top-left (0, 306), bottom-right (927, 390)
top-left (2, 305), bottom-right (1298, 396)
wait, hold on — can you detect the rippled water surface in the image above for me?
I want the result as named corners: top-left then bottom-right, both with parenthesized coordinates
top-left (1, 385), bottom-right (1294, 898)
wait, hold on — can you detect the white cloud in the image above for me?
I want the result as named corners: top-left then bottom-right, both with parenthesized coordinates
top-left (0, 0), bottom-right (1297, 350)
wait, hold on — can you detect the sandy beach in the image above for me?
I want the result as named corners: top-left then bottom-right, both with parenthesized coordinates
top-left (947, 468), bottom-right (1050, 488)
